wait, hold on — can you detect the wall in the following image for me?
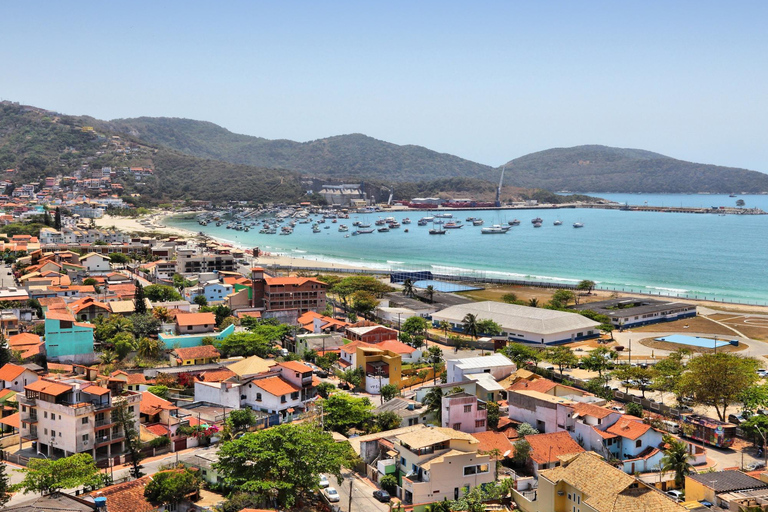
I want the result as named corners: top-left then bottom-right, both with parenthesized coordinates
top-left (45, 318), bottom-right (94, 358)
top-left (193, 381), bottom-right (242, 409)
top-left (159, 323), bottom-right (235, 349)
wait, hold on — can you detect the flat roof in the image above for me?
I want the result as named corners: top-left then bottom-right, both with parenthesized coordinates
top-left (572, 298), bottom-right (695, 318)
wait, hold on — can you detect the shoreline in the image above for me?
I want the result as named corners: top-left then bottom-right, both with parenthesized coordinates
top-left (95, 210), bottom-right (768, 314)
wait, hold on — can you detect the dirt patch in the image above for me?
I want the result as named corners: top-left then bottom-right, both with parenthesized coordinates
top-left (638, 336), bottom-right (747, 354)
top-left (631, 317), bottom-right (735, 336)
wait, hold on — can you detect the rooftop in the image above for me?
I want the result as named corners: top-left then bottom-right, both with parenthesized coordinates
top-left (525, 431), bottom-right (585, 465)
top-left (397, 426), bottom-right (479, 450)
top-left (687, 470), bottom-right (768, 493)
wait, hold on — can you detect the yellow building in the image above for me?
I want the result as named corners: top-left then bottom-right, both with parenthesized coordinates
top-left (355, 345), bottom-right (401, 394)
top-left (518, 452), bottom-right (686, 512)
top-left (685, 470), bottom-right (768, 506)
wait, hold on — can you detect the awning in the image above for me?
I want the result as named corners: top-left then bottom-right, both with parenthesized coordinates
top-left (0, 412), bottom-right (20, 429)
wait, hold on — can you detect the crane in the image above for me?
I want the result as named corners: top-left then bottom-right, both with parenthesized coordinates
top-left (495, 165), bottom-right (506, 207)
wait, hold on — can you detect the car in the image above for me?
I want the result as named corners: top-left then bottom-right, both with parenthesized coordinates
top-left (699, 500), bottom-right (713, 508)
top-left (315, 369), bottom-right (329, 378)
top-left (373, 490), bottom-right (391, 502)
top-left (319, 474), bottom-right (330, 488)
top-left (666, 490), bottom-right (683, 502)
top-left (324, 487), bottom-right (340, 502)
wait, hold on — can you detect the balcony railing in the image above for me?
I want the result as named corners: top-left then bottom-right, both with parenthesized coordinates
top-left (95, 417), bottom-right (117, 428)
top-left (21, 415), bottom-right (38, 423)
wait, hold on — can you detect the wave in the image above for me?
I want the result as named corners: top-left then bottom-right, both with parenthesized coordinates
top-left (644, 285), bottom-right (690, 294)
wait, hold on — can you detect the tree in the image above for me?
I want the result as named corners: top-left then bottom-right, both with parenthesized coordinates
top-left (577, 280), bottom-right (596, 294)
top-left (147, 385), bottom-right (170, 399)
top-left (425, 285), bottom-right (435, 303)
top-left (501, 293), bottom-right (518, 304)
top-left (381, 383), bottom-right (399, 402)
top-left (317, 381), bottom-right (336, 399)
top-left (351, 290), bottom-right (379, 316)
top-left (215, 423), bottom-right (357, 507)
top-left (482, 448), bottom-right (504, 481)
top-left (374, 411), bottom-right (402, 432)
top-left (13, 453), bottom-right (102, 495)
top-left (143, 284), bottom-right (183, 302)
top-left (54, 207), bottom-right (61, 230)
top-left (677, 352), bottom-right (760, 421)
top-left (477, 319), bottom-right (502, 336)
top-left (742, 415), bottom-right (768, 467)
top-left (322, 393), bottom-right (373, 434)
top-left (227, 408), bottom-right (257, 432)
top-left (112, 332), bottom-right (137, 360)
top-left (83, 277), bottom-right (98, 286)
top-left (438, 320), bottom-right (451, 341)
top-left (462, 313), bottom-right (479, 341)
top-left (740, 384), bottom-right (768, 416)
top-left (625, 402), bottom-right (643, 418)
top-left (549, 289), bottom-right (576, 308)
top-left (486, 401), bottom-right (500, 429)
top-left (402, 316), bottom-right (428, 338)
top-left (402, 278), bottom-right (415, 298)
top-left (144, 469), bottom-right (201, 505)
top-left (599, 322), bottom-right (615, 340)
top-left (108, 252), bottom-right (130, 265)
top-left (137, 336), bottom-right (163, 360)
top-left (130, 313), bottom-right (160, 339)
top-left (547, 346), bottom-right (578, 377)
top-left (422, 387), bottom-right (444, 424)
top-left (0, 463), bottom-right (10, 508)
top-left (425, 345), bottom-right (443, 384)
top-left (581, 347), bottom-right (617, 379)
top-left (114, 401), bottom-right (144, 478)
top-left (660, 434), bottom-right (694, 488)
top-left (502, 343), bottom-right (539, 368)
top-left (512, 439), bottom-right (532, 466)
top-left (172, 273), bottom-right (194, 294)
top-left (586, 377), bottom-right (615, 401)
top-left (336, 367), bottom-right (364, 390)
top-left (416, 369), bottom-right (430, 387)
top-left (516, 422), bottom-right (539, 438)
top-left (612, 364), bottom-right (655, 398)
top-left (528, 298), bottom-right (539, 307)
top-left (331, 276), bottom-right (394, 300)
top-left (653, 352), bottom-right (686, 404)
top-left (215, 327), bottom-right (287, 358)
top-left (380, 474), bottom-right (398, 495)
top-left (134, 280), bottom-right (147, 314)
top-left (193, 295), bottom-right (208, 306)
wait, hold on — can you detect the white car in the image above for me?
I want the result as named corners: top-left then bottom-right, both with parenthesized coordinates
top-left (325, 487), bottom-right (340, 502)
top-left (319, 474), bottom-right (330, 488)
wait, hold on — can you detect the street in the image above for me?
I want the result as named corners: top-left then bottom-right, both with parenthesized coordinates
top-left (333, 468), bottom-right (389, 512)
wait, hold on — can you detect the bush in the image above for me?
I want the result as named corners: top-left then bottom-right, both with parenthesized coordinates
top-left (625, 402), bottom-right (643, 417)
top-left (380, 474), bottom-right (397, 494)
top-left (148, 436), bottom-right (171, 449)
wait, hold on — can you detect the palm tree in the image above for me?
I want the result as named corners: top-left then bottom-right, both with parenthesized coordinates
top-left (152, 306), bottom-right (171, 323)
top-left (528, 298), bottom-right (539, 308)
top-left (482, 448), bottom-right (503, 481)
top-left (438, 320), bottom-right (451, 342)
top-left (402, 279), bottom-right (415, 298)
top-left (462, 313), bottom-right (479, 342)
top-left (660, 434), bottom-right (694, 488)
top-left (422, 386), bottom-right (444, 424)
top-left (100, 349), bottom-right (117, 365)
top-left (425, 285), bottom-right (435, 303)
top-left (425, 346), bottom-right (443, 384)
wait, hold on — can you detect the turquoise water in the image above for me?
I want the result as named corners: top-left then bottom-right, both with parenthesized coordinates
top-left (166, 193), bottom-right (768, 305)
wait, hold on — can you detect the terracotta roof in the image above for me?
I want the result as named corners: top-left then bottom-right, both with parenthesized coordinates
top-left (508, 378), bottom-right (558, 393)
top-left (572, 402), bottom-right (616, 420)
top-left (8, 332), bottom-right (42, 346)
top-left (236, 310), bottom-right (262, 319)
top-left (264, 276), bottom-right (326, 287)
top-left (525, 431), bottom-right (585, 465)
top-left (339, 339), bottom-right (375, 354)
top-left (253, 376), bottom-right (301, 397)
top-left (377, 339), bottom-right (417, 354)
top-left (277, 360), bottom-right (313, 373)
top-left (83, 385), bottom-right (111, 396)
top-left (592, 426), bottom-right (619, 439)
top-left (88, 475), bottom-right (156, 512)
top-left (0, 411), bottom-right (20, 428)
top-left (140, 391), bottom-right (177, 416)
top-left (38, 297), bottom-right (66, 308)
top-left (0, 363), bottom-right (28, 382)
top-left (46, 310), bottom-right (76, 322)
top-left (145, 423), bottom-right (170, 436)
top-left (195, 368), bottom-right (236, 383)
top-left (47, 362), bottom-right (74, 373)
top-left (172, 345), bottom-right (220, 360)
top-left (25, 379), bottom-right (72, 396)
top-left (606, 416), bottom-right (652, 441)
top-left (68, 296), bottom-right (110, 314)
top-left (471, 431), bottom-right (515, 457)
top-left (175, 312), bottom-right (216, 327)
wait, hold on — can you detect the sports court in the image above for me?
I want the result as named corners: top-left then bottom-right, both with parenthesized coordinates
top-left (412, 279), bottom-right (483, 293)
top-left (654, 334), bottom-right (733, 349)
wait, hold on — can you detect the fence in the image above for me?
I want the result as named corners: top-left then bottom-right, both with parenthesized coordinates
top-left (0, 450), bottom-right (30, 466)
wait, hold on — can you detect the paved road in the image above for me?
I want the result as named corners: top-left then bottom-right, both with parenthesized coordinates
top-left (0, 263), bottom-right (16, 288)
top-left (333, 468), bottom-right (389, 512)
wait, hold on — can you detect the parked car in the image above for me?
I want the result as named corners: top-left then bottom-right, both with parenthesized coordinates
top-left (728, 414), bottom-right (747, 425)
top-left (373, 490), bottom-right (391, 502)
top-left (666, 490), bottom-right (683, 502)
top-left (699, 500), bottom-right (713, 508)
top-left (319, 474), bottom-right (330, 488)
top-left (325, 487), bottom-right (340, 502)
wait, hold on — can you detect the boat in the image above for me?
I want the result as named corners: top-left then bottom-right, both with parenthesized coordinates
top-left (324, 225), bottom-right (330, 229)
top-left (472, 219), bottom-right (484, 226)
top-left (344, 234), bottom-right (350, 238)
top-left (404, 228), bottom-right (409, 233)
top-left (417, 219), bottom-right (429, 226)
top-left (313, 226), bottom-right (321, 233)
top-left (444, 222), bottom-right (463, 229)
top-left (378, 226), bottom-right (390, 232)
top-left (481, 225), bottom-right (507, 234)
top-left (429, 228), bottom-right (447, 235)
top-left (402, 218), bottom-right (411, 224)
top-left (553, 220), bottom-right (562, 226)
top-left (435, 213), bottom-right (453, 218)
top-left (573, 222), bottom-right (584, 228)
top-left (508, 219), bottom-right (521, 226)
top-left (388, 221), bottom-right (401, 228)
top-left (375, 219), bottom-right (386, 226)
top-left (338, 225), bottom-right (349, 232)
top-left (466, 217), bottom-right (476, 222)
top-left (531, 217), bottom-right (543, 224)
top-left (421, 216), bottom-right (434, 222)
top-left (358, 223), bottom-right (372, 228)
top-left (533, 222), bottom-right (542, 228)
top-left (356, 228), bottom-right (374, 234)
top-left (730, 194), bottom-right (737, 197)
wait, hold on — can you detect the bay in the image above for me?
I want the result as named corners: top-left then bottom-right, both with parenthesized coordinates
top-left (166, 194), bottom-right (768, 305)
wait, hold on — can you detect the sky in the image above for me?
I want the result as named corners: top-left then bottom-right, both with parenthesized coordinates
top-left (1, 1), bottom-right (767, 171)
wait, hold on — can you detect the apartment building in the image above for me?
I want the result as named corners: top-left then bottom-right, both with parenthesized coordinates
top-left (176, 249), bottom-right (235, 274)
top-left (441, 392), bottom-right (487, 433)
top-left (250, 267), bottom-right (327, 314)
top-left (18, 377), bottom-right (142, 459)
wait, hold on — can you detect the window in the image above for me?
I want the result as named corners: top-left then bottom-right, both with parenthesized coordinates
top-left (44, 411), bottom-right (48, 419)
top-left (44, 428), bottom-right (48, 436)
top-left (82, 434), bottom-right (89, 442)
top-left (568, 493), bottom-right (572, 500)
top-left (475, 420), bottom-right (485, 428)
top-left (82, 417), bottom-right (89, 424)
top-left (452, 423), bottom-right (461, 430)
top-left (464, 466), bottom-right (477, 476)
top-left (51, 430), bottom-right (56, 437)
top-left (256, 393), bottom-right (262, 402)
top-left (281, 395), bottom-right (287, 403)
top-left (291, 392), bottom-right (299, 400)
top-left (636, 439), bottom-right (642, 448)
top-left (463, 405), bottom-right (472, 413)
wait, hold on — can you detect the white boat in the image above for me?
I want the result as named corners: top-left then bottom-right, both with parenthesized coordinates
top-left (554, 220), bottom-right (563, 226)
top-left (533, 222), bottom-right (542, 228)
top-left (338, 225), bottom-right (349, 232)
top-left (402, 218), bottom-right (411, 224)
top-left (573, 222), bottom-right (584, 228)
top-left (481, 225), bottom-right (507, 234)
top-left (531, 217), bottom-right (543, 224)
top-left (508, 219), bottom-right (521, 226)
top-left (435, 213), bottom-right (453, 218)
top-left (472, 219), bottom-right (484, 226)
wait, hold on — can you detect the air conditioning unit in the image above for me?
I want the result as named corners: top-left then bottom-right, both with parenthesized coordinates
top-left (557, 491), bottom-right (565, 496)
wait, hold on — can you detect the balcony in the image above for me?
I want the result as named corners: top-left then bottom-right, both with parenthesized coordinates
top-left (95, 417), bottom-right (117, 428)
top-left (94, 432), bottom-right (124, 447)
top-left (21, 414), bottom-right (38, 424)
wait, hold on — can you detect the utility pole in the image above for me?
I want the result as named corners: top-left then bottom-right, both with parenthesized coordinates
top-left (348, 478), bottom-right (353, 512)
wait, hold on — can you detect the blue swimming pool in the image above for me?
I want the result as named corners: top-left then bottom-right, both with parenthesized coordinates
top-left (412, 280), bottom-right (483, 292)
top-left (654, 334), bottom-right (733, 349)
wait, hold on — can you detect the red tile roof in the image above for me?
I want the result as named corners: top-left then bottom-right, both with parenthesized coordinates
top-left (195, 368), bottom-right (236, 383)
top-left (508, 378), bottom-right (558, 393)
top-left (25, 379), bottom-right (72, 396)
top-left (525, 431), bottom-right (585, 465)
top-left (377, 339), bottom-right (417, 354)
top-left (572, 402), bottom-right (616, 420)
top-left (83, 385), bottom-right (111, 396)
top-left (175, 312), bottom-right (216, 327)
top-left (45, 310), bottom-right (76, 322)
top-left (253, 376), bottom-right (301, 397)
top-left (0, 363), bottom-right (28, 382)
top-left (88, 475), bottom-right (156, 512)
top-left (606, 416), bottom-right (652, 441)
top-left (140, 391), bottom-right (177, 416)
top-left (145, 423), bottom-right (170, 436)
top-left (471, 431), bottom-right (515, 457)
top-left (278, 360), bottom-right (313, 374)
top-left (172, 345), bottom-right (220, 361)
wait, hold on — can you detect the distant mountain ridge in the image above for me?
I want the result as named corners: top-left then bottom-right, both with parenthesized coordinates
top-left (104, 116), bottom-right (768, 193)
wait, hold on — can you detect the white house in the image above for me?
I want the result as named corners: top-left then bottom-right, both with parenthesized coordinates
top-left (0, 363), bottom-right (39, 392)
top-left (78, 253), bottom-right (112, 274)
top-left (432, 301), bottom-right (600, 345)
top-left (445, 354), bottom-right (515, 383)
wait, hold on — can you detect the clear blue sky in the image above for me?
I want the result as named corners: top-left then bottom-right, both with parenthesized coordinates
top-left (1, 1), bottom-right (767, 171)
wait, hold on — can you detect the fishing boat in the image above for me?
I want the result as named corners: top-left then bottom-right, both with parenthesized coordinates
top-left (417, 219), bottom-right (429, 226)
top-left (472, 219), bottom-right (484, 226)
top-left (421, 216), bottom-right (434, 222)
top-left (313, 226), bottom-right (321, 233)
top-left (429, 228), bottom-right (447, 235)
top-left (378, 226), bottom-right (390, 232)
top-left (481, 225), bottom-right (507, 234)
top-left (356, 228), bottom-right (374, 234)
top-left (508, 219), bottom-right (521, 226)
top-left (466, 217), bottom-right (476, 222)
top-left (388, 221), bottom-right (401, 228)
top-left (338, 225), bottom-right (349, 232)
top-left (444, 222), bottom-right (463, 229)
top-left (533, 222), bottom-right (542, 228)
top-left (402, 218), bottom-right (411, 224)
top-left (358, 223), bottom-right (372, 228)
top-left (435, 213), bottom-right (453, 218)
top-left (553, 220), bottom-right (562, 226)
top-left (573, 222), bottom-right (584, 228)
top-left (375, 218), bottom-right (386, 226)
top-left (531, 217), bottom-right (543, 224)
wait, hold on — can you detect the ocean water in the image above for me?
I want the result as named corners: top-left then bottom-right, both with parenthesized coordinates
top-left (166, 194), bottom-right (768, 305)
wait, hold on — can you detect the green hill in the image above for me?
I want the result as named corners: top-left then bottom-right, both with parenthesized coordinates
top-left (105, 117), bottom-right (497, 182)
top-left (504, 145), bottom-right (768, 193)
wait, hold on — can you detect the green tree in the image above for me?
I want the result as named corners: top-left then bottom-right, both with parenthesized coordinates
top-left (381, 383), bottom-right (399, 402)
top-left (193, 295), bottom-right (208, 306)
top-left (660, 434), bottom-right (694, 488)
top-left (612, 364), bottom-right (655, 398)
top-left (402, 278), bottom-right (415, 298)
top-left (586, 377), bottom-right (615, 401)
top-left (528, 297), bottom-right (539, 307)
top-left (134, 280), bottom-right (147, 314)
top-left (653, 351), bottom-right (686, 404)
top-left (477, 319), bottom-right (502, 336)
top-left (215, 327), bottom-right (288, 358)
top-left (112, 332), bottom-right (137, 360)
top-left (402, 316), bottom-right (428, 338)
top-left (677, 352), bottom-right (760, 421)
top-left (425, 284), bottom-right (435, 303)
top-left (147, 385), bottom-right (169, 399)
top-left (0, 463), bottom-right (10, 508)
top-left (625, 402), bottom-right (643, 418)
top-left (143, 284), bottom-right (183, 302)
top-left (502, 343), bottom-right (539, 368)
top-left (172, 273), bottom-right (194, 294)
top-left (227, 408), bottom-right (257, 432)
top-left (739, 384), bottom-right (768, 416)
top-left (374, 411), bottom-right (402, 432)
top-left (438, 320), bottom-right (451, 341)
top-left (108, 252), bottom-right (130, 264)
top-left (462, 313), bottom-right (479, 341)
top-left (317, 381), bottom-right (336, 399)
top-left (486, 401), bottom-right (500, 429)
top-left (137, 336), bottom-right (163, 360)
top-left (581, 346), bottom-right (617, 379)
top-left (13, 453), bottom-right (102, 495)
top-left (501, 292), bottom-right (518, 304)
top-left (742, 415), bottom-right (768, 466)
top-left (215, 423), bottom-right (357, 507)
top-left (512, 439), bottom-right (532, 466)
top-left (417, 369), bottom-right (430, 387)
top-left (380, 474), bottom-right (398, 495)
top-left (577, 280), bottom-right (596, 294)
top-left (322, 392), bottom-right (373, 434)
top-left (54, 207), bottom-right (61, 230)
top-left (336, 367), bottom-right (364, 390)
top-left (422, 386), bottom-right (444, 424)
top-left (144, 469), bottom-right (201, 506)
top-left (549, 289), bottom-right (576, 308)
top-left (130, 313), bottom-right (160, 339)
top-left (547, 346), bottom-right (578, 377)
top-left (516, 422), bottom-right (539, 438)
top-left (113, 401), bottom-right (144, 478)
top-left (351, 290), bottom-right (379, 316)
top-left (425, 345), bottom-right (443, 384)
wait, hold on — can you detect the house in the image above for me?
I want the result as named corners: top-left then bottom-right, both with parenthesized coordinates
top-left (8, 332), bottom-right (45, 359)
top-left (524, 431), bottom-right (585, 476)
top-left (139, 391), bottom-right (180, 432)
top-left (185, 279), bottom-right (233, 304)
top-left (572, 298), bottom-right (697, 329)
top-left (158, 317), bottom-right (235, 349)
top-left (176, 250), bottom-right (236, 275)
top-left (87, 471), bottom-right (200, 512)
top-left (3, 493), bottom-right (100, 512)
top-left (174, 312), bottom-right (217, 335)
top-left (106, 370), bottom-right (149, 392)
top-left (79, 252), bottom-right (112, 273)
top-left (390, 426), bottom-right (494, 505)
top-left (109, 298), bottom-right (153, 316)
top-left (376, 338), bottom-right (421, 364)
top-left (345, 323), bottom-right (399, 344)
top-left (685, 470), bottom-right (768, 508)
top-left (432, 301), bottom-right (600, 345)
top-left (527, 451), bottom-right (686, 512)
top-left (374, 397), bottom-right (432, 428)
top-left (604, 415), bottom-right (666, 474)
top-left (290, 332), bottom-right (345, 355)
top-left (345, 343), bottom-right (402, 394)
top-left (44, 310), bottom-right (95, 362)
top-left (507, 386), bottom-right (606, 434)
top-left (0, 362), bottom-right (39, 392)
top-left (415, 379), bottom-right (505, 406)
top-left (441, 392), bottom-right (487, 433)
top-left (297, 310), bottom-right (349, 333)
top-left (170, 345), bottom-right (221, 367)
top-left (18, 377), bottom-right (142, 459)
top-left (67, 296), bottom-right (111, 322)
top-left (249, 267), bottom-right (327, 313)
top-left (446, 353), bottom-right (516, 383)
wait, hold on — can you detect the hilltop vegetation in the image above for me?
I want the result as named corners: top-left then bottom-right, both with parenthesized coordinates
top-left (505, 145), bottom-right (768, 194)
top-left (105, 117), bottom-right (498, 182)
